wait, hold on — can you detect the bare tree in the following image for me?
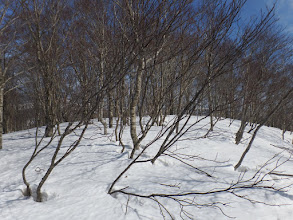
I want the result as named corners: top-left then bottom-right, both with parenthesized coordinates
top-left (21, 0), bottom-right (137, 202)
top-left (19, 0), bottom-right (73, 137)
top-left (234, 87), bottom-right (293, 170)
top-left (10, 0), bottom-right (291, 214)
top-left (107, 1), bottom-right (285, 218)
top-left (234, 23), bottom-right (292, 144)
top-left (0, 0), bottom-right (20, 149)
top-left (113, 0), bottom-right (195, 158)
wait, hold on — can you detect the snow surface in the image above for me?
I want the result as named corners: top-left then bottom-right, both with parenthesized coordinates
top-left (1, 116), bottom-right (293, 220)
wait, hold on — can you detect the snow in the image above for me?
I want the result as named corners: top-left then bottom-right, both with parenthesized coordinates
top-left (1, 116), bottom-right (293, 220)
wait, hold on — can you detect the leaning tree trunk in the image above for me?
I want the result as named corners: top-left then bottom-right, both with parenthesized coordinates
top-left (235, 103), bottom-right (249, 145)
top-left (235, 119), bottom-right (248, 145)
top-left (234, 88), bottom-right (293, 170)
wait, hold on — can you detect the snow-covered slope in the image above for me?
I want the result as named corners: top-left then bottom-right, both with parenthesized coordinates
top-left (1, 117), bottom-right (293, 220)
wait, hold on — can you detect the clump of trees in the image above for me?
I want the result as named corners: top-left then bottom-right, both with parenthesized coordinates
top-left (1, 0), bottom-right (293, 217)
top-left (1, 0), bottom-right (292, 148)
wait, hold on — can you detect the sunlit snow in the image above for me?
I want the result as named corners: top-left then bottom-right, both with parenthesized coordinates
top-left (0, 116), bottom-right (293, 220)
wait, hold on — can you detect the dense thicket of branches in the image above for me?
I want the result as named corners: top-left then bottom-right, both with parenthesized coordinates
top-left (0, 0), bottom-right (292, 207)
top-left (1, 0), bottom-right (292, 143)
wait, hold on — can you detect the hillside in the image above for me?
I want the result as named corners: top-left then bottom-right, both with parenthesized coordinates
top-left (1, 116), bottom-right (293, 220)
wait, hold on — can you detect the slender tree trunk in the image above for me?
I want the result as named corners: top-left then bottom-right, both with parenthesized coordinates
top-left (44, 97), bottom-right (54, 138)
top-left (158, 70), bottom-right (165, 126)
top-left (36, 166), bottom-right (54, 202)
top-left (108, 92), bottom-right (114, 128)
top-left (208, 79), bottom-right (213, 131)
top-left (206, 45), bottom-right (214, 132)
top-left (130, 67), bottom-right (143, 158)
top-left (234, 124), bottom-right (261, 170)
top-left (98, 102), bottom-right (107, 135)
top-left (114, 97), bottom-right (120, 141)
top-left (169, 88), bottom-right (175, 115)
top-left (234, 88), bottom-right (293, 170)
top-left (44, 100), bottom-right (54, 137)
top-left (0, 85), bottom-right (3, 150)
top-left (235, 120), bottom-right (247, 145)
top-left (98, 17), bottom-right (108, 135)
top-left (176, 77), bottom-right (183, 133)
top-left (121, 77), bottom-right (128, 126)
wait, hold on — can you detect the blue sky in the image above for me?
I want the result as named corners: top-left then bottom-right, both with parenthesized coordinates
top-left (243, 0), bottom-right (293, 35)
